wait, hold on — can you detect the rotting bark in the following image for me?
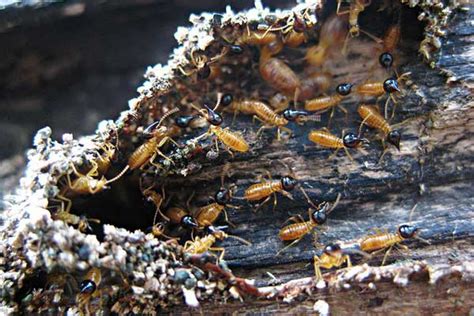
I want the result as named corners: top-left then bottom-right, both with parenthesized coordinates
top-left (157, 3), bottom-right (474, 313)
top-left (1, 1), bottom-right (473, 314)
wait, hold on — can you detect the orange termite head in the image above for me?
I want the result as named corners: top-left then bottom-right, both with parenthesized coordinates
top-left (379, 52), bottom-right (394, 69)
top-left (383, 78), bottom-right (400, 93)
top-left (398, 224), bottom-right (418, 239)
top-left (323, 243), bottom-right (341, 256)
top-left (215, 188), bottom-right (231, 205)
top-left (221, 93), bottom-right (234, 107)
top-left (281, 176), bottom-right (297, 191)
top-left (343, 132), bottom-right (366, 148)
top-left (79, 279), bottom-right (97, 295)
top-left (336, 83), bottom-right (353, 96)
top-left (387, 130), bottom-right (401, 151)
top-left (203, 104), bottom-right (223, 126)
top-left (310, 207), bottom-right (327, 225)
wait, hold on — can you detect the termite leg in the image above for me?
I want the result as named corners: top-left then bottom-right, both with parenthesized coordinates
top-left (344, 254), bottom-right (352, 267)
top-left (313, 256), bottom-right (323, 281)
top-left (272, 192), bottom-right (278, 212)
top-left (210, 247), bottom-right (226, 261)
top-left (326, 148), bottom-right (341, 161)
top-left (222, 208), bottom-right (236, 228)
top-left (358, 114), bottom-right (372, 135)
top-left (378, 140), bottom-right (389, 165)
top-left (279, 126), bottom-right (293, 140)
top-left (276, 236), bottom-right (305, 256)
top-left (253, 195), bottom-right (272, 213)
top-left (381, 244), bottom-right (394, 266)
top-left (281, 214), bottom-right (305, 226)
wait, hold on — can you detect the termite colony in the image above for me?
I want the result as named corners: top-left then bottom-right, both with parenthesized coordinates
top-left (0, 0), bottom-right (458, 314)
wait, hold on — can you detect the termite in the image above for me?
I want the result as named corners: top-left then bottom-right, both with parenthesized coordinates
top-left (298, 72), bottom-right (332, 101)
top-left (179, 48), bottom-right (227, 81)
top-left (141, 184), bottom-right (170, 222)
top-left (355, 73), bottom-right (410, 119)
top-left (52, 211), bottom-right (100, 233)
top-left (94, 141), bottom-right (116, 176)
top-left (259, 40), bottom-right (301, 105)
top-left (251, 100), bottom-right (292, 141)
top-left (195, 188), bottom-right (236, 228)
top-left (305, 15), bottom-right (346, 67)
top-left (282, 109), bottom-right (321, 125)
top-left (108, 108), bottom-right (181, 183)
top-left (184, 226), bottom-right (251, 260)
top-left (304, 83), bottom-right (353, 124)
top-left (281, 10), bottom-right (314, 48)
top-left (77, 267), bottom-right (102, 308)
top-left (190, 99), bottom-right (249, 154)
top-left (379, 24), bottom-right (401, 71)
top-left (357, 104), bottom-right (401, 150)
top-left (358, 204), bottom-right (429, 265)
top-left (243, 172), bottom-right (297, 211)
top-left (149, 222), bottom-right (176, 240)
top-left (195, 164), bottom-right (238, 227)
top-left (164, 207), bottom-right (199, 230)
top-left (359, 224), bottom-right (418, 265)
top-left (59, 162), bottom-right (116, 196)
top-left (277, 191), bottom-right (341, 255)
top-left (235, 28), bottom-right (278, 46)
top-left (365, 23), bottom-right (401, 74)
top-left (336, 0), bottom-right (371, 37)
top-left (308, 129), bottom-right (367, 161)
top-left (313, 243), bottom-right (352, 281)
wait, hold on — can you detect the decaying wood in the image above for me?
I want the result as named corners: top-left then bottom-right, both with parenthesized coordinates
top-left (159, 3), bottom-right (474, 312)
top-left (1, 1), bottom-right (473, 314)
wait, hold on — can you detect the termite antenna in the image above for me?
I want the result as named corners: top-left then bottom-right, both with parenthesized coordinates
top-left (144, 108), bottom-right (180, 134)
top-left (105, 165), bottom-right (130, 184)
top-left (226, 233), bottom-right (252, 246)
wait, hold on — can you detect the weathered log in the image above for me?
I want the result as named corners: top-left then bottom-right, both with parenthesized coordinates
top-left (1, 1), bottom-right (473, 314)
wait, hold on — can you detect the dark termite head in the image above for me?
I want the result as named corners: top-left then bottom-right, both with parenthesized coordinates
top-left (203, 104), bottom-right (223, 126)
top-left (323, 243), bottom-right (341, 255)
top-left (343, 132), bottom-right (365, 148)
top-left (387, 130), bottom-right (401, 150)
top-left (197, 64), bottom-right (211, 80)
top-left (215, 188), bottom-right (231, 205)
top-left (175, 115), bottom-right (196, 128)
top-left (283, 109), bottom-right (309, 122)
top-left (181, 215), bottom-right (199, 229)
top-left (310, 208), bottom-right (327, 225)
top-left (212, 14), bottom-right (223, 27)
top-left (383, 78), bottom-right (400, 93)
top-left (221, 93), bottom-right (234, 107)
top-left (398, 224), bottom-right (418, 239)
top-left (229, 45), bottom-right (244, 55)
top-left (281, 176), bottom-right (297, 191)
top-left (79, 280), bottom-right (97, 295)
top-left (336, 83), bottom-right (353, 96)
top-left (379, 52), bottom-right (394, 69)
